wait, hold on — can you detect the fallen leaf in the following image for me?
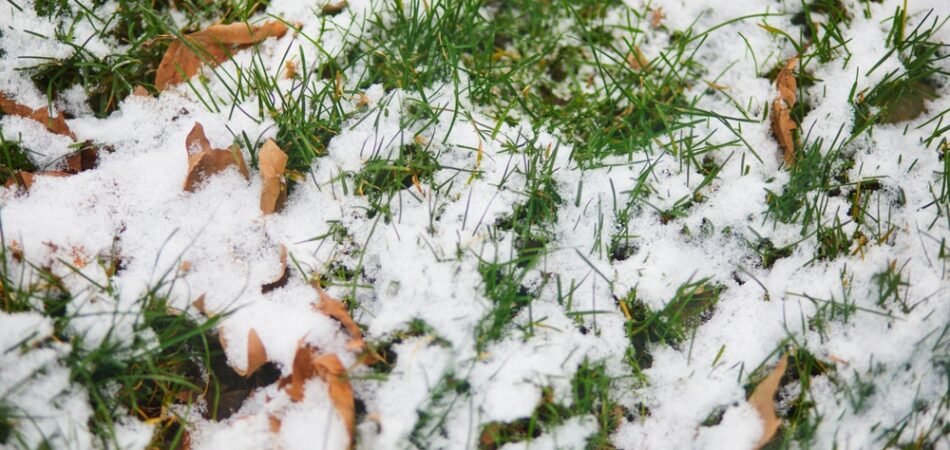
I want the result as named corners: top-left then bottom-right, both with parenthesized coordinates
top-left (771, 57), bottom-right (799, 166)
top-left (0, 92), bottom-right (76, 139)
top-left (322, 0), bottom-right (348, 15)
top-left (775, 57), bottom-right (798, 107)
top-left (261, 244), bottom-right (289, 293)
top-left (259, 139), bottom-right (289, 214)
top-left (131, 85), bottom-right (150, 97)
top-left (626, 47), bottom-right (650, 71)
top-left (311, 281), bottom-right (365, 351)
top-left (651, 8), bottom-right (665, 28)
top-left (268, 416), bottom-right (282, 433)
top-left (748, 354), bottom-right (788, 449)
top-left (220, 328), bottom-right (268, 377)
top-left (192, 294), bottom-right (211, 317)
top-left (4, 171), bottom-right (70, 191)
top-left (183, 122), bottom-right (249, 192)
top-left (312, 353), bottom-right (355, 442)
top-left (155, 21), bottom-right (288, 91)
top-left (64, 145), bottom-right (98, 173)
top-left (280, 343), bottom-right (354, 444)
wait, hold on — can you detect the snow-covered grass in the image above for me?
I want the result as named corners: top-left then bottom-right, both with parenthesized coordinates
top-left (1, 0), bottom-right (948, 449)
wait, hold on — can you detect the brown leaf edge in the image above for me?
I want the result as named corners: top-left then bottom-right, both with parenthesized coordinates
top-left (259, 139), bottom-right (289, 215)
top-left (0, 92), bottom-right (100, 190)
top-left (322, 0), bottom-right (348, 15)
top-left (0, 92), bottom-right (76, 139)
top-left (770, 57), bottom-right (799, 166)
top-left (279, 343), bottom-right (355, 445)
top-left (626, 47), bottom-right (650, 71)
top-left (183, 122), bottom-right (250, 192)
top-left (219, 328), bottom-right (268, 377)
top-left (155, 21), bottom-right (289, 91)
top-left (748, 354), bottom-right (788, 449)
top-left (310, 281), bottom-right (365, 351)
top-left (261, 244), bottom-right (289, 293)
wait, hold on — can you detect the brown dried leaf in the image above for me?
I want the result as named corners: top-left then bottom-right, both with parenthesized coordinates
top-left (268, 416), bottom-right (282, 433)
top-left (259, 139), bottom-right (289, 214)
top-left (132, 85), bottom-right (150, 97)
top-left (771, 99), bottom-right (797, 166)
top-left (313, 353), bottom-right (355, 442)
top-left (650, 8), bottom-right (665, 28)
top-left (775, 57), bottom-right (799, 107)
top-left (155, 21), bottom-right (289, 91)
top-left (192, 294), bottom-right (211, 317)
top-left (261, 244), bottom-right (289, 293)
top-left (64, 145), bottom-right (98, 173)
top-left (322, 0), bottom-right (348, 15)
top-left (4, 171), bottom-right (71, 191)
top-left (183, 122), bottom-right (250, 192)
top-left (220, 328), bottom-right (268, 377)
top-left (748, 354), bottom-right (788, 449)
top-left (771, 57), bottom-right (800, 166)
top-left (311, 281), bottom-right (365, 351)
top-left (0, 92), bottom-right (76, 140)
top-left (279, 344), bottom-right (355, 445)
top-left (626, 47), bottom-right (650, 71)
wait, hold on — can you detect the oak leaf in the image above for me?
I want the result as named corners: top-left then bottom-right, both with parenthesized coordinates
top-left (259, 139), bottom-right (289, 214)
top-left (183, 122), bottom-right (249, 192)
top-left (748, 354), bottom-right (788, 449)
top-left (155, 21), bottom-right (288, 91)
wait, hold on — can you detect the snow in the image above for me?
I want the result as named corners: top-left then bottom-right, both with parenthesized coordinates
top-left (1, 0), bottom-right (948, 449)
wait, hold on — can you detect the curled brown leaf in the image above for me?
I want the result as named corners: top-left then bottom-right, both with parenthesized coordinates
top-left (65, 145), bottom-right (98, 173)
top-left (322, 0), bottom-right (348, 15)
top-left (748, 354), bottom-right (788, 449)
top-left (183, 122), bottom-right (250, 192)
top-left (279, 343), bottom-right (355, 445)
top-left (220, 328), bottom-right (268, 377)
top-left (155, 21), bottom-right (289, 91)
top-left (261, 244), bottom-right (289, 293)
top-left (259, 139), bottom-right (289, 215)
top-left (771, 57), bottom-right (799, 166)
top-left (0, 92), bottom-right (76, 140)
top-left (311, 281), bottom-right (365, 351)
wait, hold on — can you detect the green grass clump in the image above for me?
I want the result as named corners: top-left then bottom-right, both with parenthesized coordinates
top-left (0, 238), bottom-right (223, 449)
top-left (619, 279), bottom-right (723, 374)
top-left (352, 142), bottom-right (439, 221)
top-left (477, 361), bottom-right (623, 449)
top-left (0, 132), bottom-right (37, 186)
top-left (851, 9), bottom-right (947, 135)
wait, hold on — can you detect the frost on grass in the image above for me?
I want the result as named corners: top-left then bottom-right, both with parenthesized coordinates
top-left (1, 0), bottom-right (949, 449)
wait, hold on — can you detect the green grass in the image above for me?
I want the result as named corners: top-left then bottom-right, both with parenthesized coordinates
top-left (0, 235), bottom-right (223, 449)
top-left (3, 0), bottom-right (949, 448)
top-left (618, 279), bottom-right (723, 378)
top-left (478, 361), bottom-right (622, 449)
